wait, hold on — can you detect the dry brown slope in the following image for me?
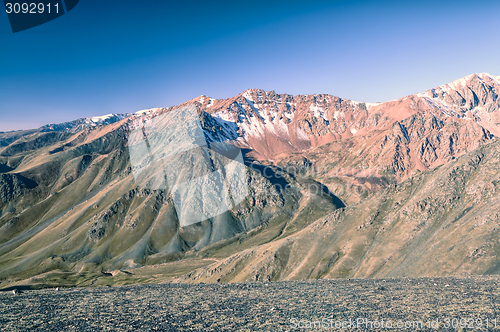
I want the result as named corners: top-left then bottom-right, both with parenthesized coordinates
top-left (0, 115), bottom-right (343, 287)
top-left (175, 138), bottom-right (500, 283)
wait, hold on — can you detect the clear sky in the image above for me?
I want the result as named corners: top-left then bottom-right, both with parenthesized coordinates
top-left (1, 0), bottom-right (499, 132)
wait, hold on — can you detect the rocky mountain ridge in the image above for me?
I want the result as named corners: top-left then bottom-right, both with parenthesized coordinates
top-left (1, 72), bottom-right (500, 289)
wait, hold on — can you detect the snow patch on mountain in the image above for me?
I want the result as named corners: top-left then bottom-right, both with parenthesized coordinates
top-left (309, 103), bottom-right (326, 119)
top-left (135, 108), bottom-right (159, 116)
top-left (333, 110), bottom-right (340, 120)
top-left (242, 90), bottom-right (253, 102)
top-left (89, 114), bottom-right (125, 123)
top-left (365, 102), bottom-right (382, 108)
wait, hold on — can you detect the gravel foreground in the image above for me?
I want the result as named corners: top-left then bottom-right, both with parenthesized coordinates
top-left (1, 276), bottom-right (500, 331)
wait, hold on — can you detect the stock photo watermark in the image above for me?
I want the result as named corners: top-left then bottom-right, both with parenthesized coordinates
top-left (290, 317), bottom-right (499, 330)
top-left (127, 105), bottom-right (248, 227)
top-left (4, 0), bottom-right (79, 32)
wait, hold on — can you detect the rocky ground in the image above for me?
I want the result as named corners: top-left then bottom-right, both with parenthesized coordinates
top-left (2, 276), bottom-right (500, 331)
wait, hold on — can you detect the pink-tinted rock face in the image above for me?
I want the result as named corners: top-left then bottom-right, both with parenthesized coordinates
top-left (170, 74), bottom-right (499, 184)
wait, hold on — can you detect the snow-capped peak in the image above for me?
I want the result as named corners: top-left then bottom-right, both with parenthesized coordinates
top-left (479, 73), bottom-right (500, 85)
top-left (242, 90), bottom-right (253, 102)
top-left (416, 73), bottom-right (499, 99)
top-left (413, 72), bottom-right (500, 120)
top-left (446, 73), bottom-right (499, 90)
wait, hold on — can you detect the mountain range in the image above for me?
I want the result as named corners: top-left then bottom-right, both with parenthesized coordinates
top-left (1, 73), bottom-right (500, 289)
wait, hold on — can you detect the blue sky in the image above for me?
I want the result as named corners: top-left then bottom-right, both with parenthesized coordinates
top-left (1, 0), bottom-right (499, 131)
